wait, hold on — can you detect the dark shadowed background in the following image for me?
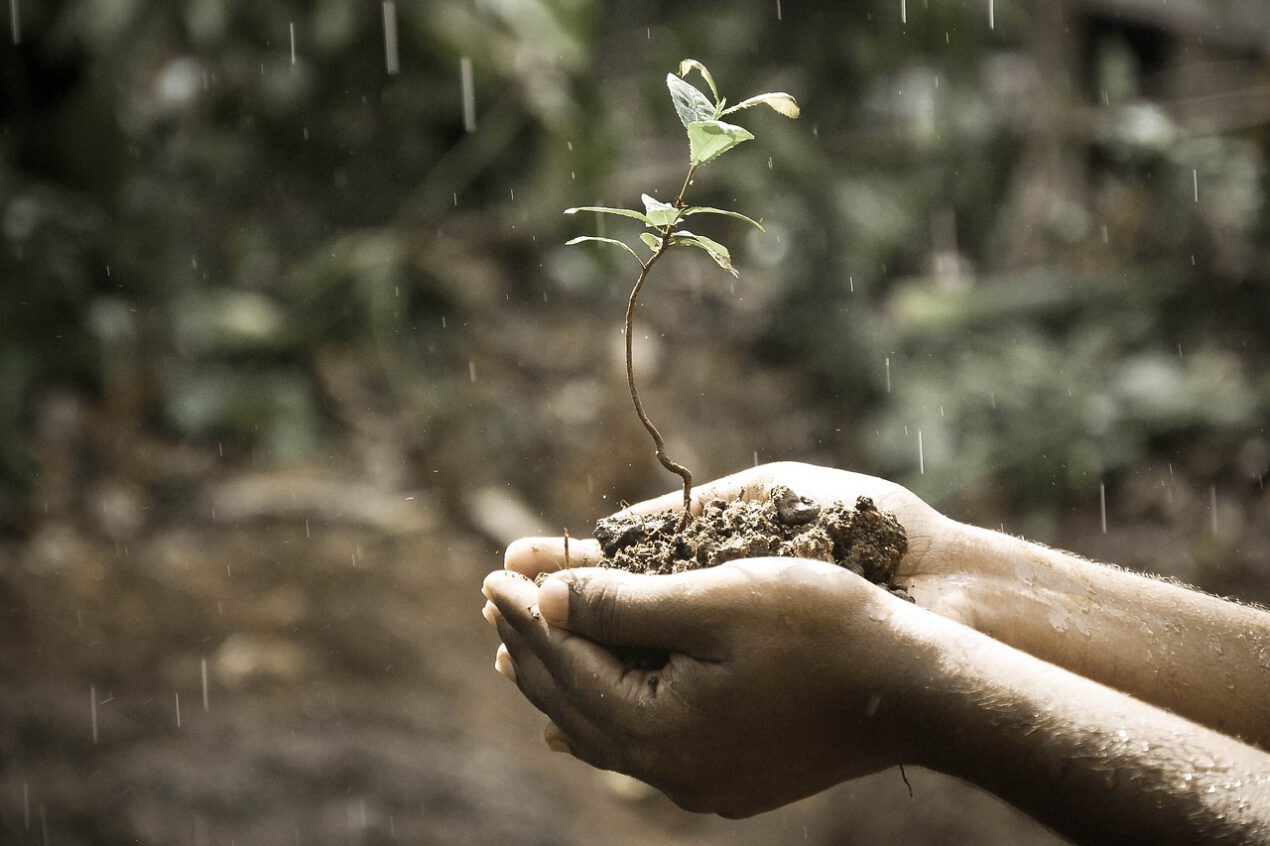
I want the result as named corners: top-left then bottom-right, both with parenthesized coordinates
top-left (2, 1), bottom-right (1268, 843)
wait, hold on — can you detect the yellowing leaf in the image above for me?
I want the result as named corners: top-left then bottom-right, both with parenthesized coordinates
top-left (676, 59), bottom-right (719, 101)
top-left (722, 92), bottom-right (801, 119)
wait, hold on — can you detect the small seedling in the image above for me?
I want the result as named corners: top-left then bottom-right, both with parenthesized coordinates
top-left (565, 59), bottom-right (799, 519)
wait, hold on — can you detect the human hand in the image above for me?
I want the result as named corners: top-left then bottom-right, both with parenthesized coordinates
top-left (503, 462), bottom-right (977, 626)
top-left (482, 558), bottom-right (934, 817)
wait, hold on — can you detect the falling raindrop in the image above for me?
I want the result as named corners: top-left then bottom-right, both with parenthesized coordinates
top-left (1099, 482), bottom-right (1107, 534)
top-left (753, 450), bottom-right (759, 467)
top-left (901, 0), bottom-right (907, 24)
top-left (469, 360), bottom-right (477, 383)
top-left (1101, 224), bottom-right (1109, 244)
top-left (382, 1), bottom-right (399, 75)
top-left (9, 0), bottom-right (18, 44)
top-left (461, 56), bottom-right (477, 132)
top-left (1192, 168), bottom-right (1199, 203)
top-left (848, 275), bottom-right (854, 292)
top-left (1210, 484), bottom-right (1218, 536)
top-left (776, 0), bottom-right (782, 21)
top-left (885, 357), bottom-right (891, 393)
top-left (305, 519), bottom-right (311, 538)
top-left (988, 0), bottom-right (994, 29)
top-left (289, 21), bottom-right (296, 65)
top-left (201, 658), bottom-right (209, 712)
top-left (175, 692), bottom-right (182, 728)
top-left (917, 430), bottom-right (925, 474)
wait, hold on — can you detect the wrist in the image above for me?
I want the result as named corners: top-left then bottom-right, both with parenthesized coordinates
top-left (834, 585), bottom-right (965, 770)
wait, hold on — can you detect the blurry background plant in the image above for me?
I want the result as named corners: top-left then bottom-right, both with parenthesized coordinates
top-left (2, 1), bottom-right (1269, 843)
top-left (4, 1), bottom-right (1266, 523)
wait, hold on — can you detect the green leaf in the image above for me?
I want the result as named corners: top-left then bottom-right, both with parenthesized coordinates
top-left (666, 74), bottom-right (716, 129)
top-left (676, 59), bottom-right (719, 101)
top-left (721, 92), bottom-right (801, 119)
top-left (564, 206), bottom-right (652, 225)
top-left (686, 120), bottom-right (754, 166)
top-left (681, 206), bottom-right (765, 231)
top-left (640, 194), bottom-right (680, 229)
top-left (564, 236), bottom-right (643, 264)
top-left (671, 230), bottom-right (737, 276)
top-left (639, 233), bottom-right (663, 252)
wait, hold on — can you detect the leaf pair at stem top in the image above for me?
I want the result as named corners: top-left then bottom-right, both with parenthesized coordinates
top-left (564, 58), bottom-right (799, 276)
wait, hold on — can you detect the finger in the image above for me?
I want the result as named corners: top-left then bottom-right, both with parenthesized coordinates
top-left (504, 537), bottom-right (604, 579)
top-left (496, 616), bottom-right (624, 772)
top-left (536, 567), bottom-right (732, 654)
top-left (494, 642), bottom-right (516, 681)
top-left (489, 577), bottom-right (636, 698)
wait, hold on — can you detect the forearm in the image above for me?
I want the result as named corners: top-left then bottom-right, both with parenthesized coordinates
top-left (899, 603), bottom-right (1270, 845)
top-left (922, 521), bottom-right (1270, 749)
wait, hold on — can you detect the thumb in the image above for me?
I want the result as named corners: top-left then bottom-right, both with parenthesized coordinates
top-left (538, 567), bottom-right (726, 654)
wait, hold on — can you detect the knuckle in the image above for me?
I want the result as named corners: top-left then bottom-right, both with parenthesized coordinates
top-left (587, 578), bottom-right (626, 643)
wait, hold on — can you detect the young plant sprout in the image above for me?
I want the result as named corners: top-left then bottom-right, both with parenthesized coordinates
top-left (565, 59), bottom-right (799, 519)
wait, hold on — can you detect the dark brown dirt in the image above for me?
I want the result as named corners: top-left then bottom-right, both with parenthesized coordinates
top-left (593, 486), bottom-right (909, 588)
top-left (586, 487), bottom-right (909, 670)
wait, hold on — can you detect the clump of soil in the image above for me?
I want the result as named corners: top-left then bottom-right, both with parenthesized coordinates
top-left (594, 486), bottom-right (909, 589)
top-left (584, 487), bottom-right (908, 669)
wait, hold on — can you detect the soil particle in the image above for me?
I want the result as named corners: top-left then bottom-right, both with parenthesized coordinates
top-left (593, 486), bottom-right (908, 591)
top-left (586, 487), bottom-right (909, 670)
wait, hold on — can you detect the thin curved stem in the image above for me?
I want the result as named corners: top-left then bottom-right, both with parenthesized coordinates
top-left (626, 230), bottom-right (693, 521)
top-left (621, 162), bottom-right (702, 523)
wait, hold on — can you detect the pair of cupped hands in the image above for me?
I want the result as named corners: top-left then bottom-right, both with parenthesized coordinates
top-left (481, 462), bottom-right (977, 818)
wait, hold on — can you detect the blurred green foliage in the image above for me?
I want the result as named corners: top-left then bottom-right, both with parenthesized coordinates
top-left (3, 0), bottom-right (1268, 513)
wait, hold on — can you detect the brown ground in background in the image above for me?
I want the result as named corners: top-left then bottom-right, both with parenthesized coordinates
top-left (2, 310), bottom-right (1265, 845)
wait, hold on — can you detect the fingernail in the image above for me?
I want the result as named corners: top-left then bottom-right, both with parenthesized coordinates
top-left (482, 569), bottom-right (511, 600)
top-left (481, 601), bottom-right (500, 627)
top-left (494, 645), bottom-right (516, 681)
top-left (538, 577), bottom-right (569, 625)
